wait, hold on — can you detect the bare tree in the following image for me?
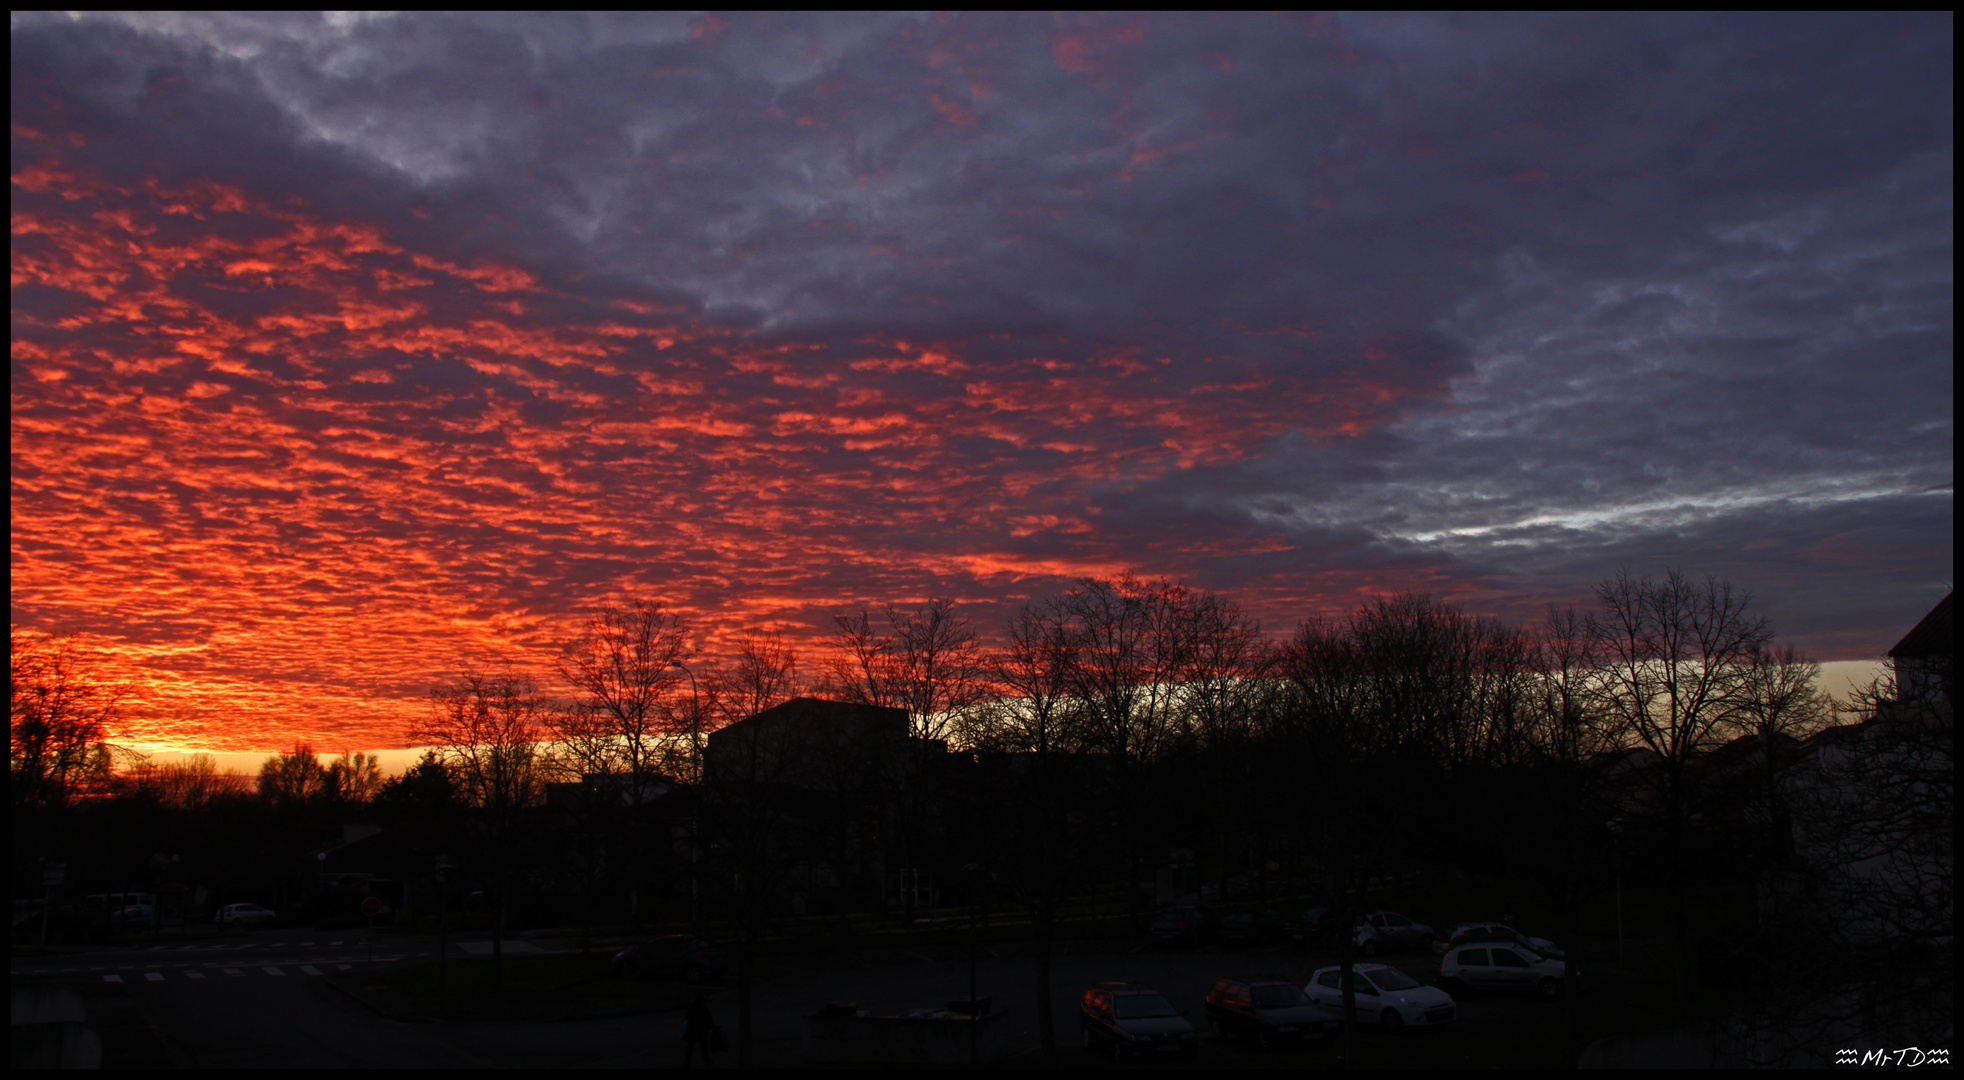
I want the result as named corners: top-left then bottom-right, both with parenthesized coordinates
top-left (136, 753), bottom-right (252, 809)
top-left (976, 598), bottom-right (1086, 1057)
top-left (1528, 603), bottom-right (1621, 1044)
top-left (1740, 644), bottom-right (1829, 752)
top-left (257, 743), bottom-right (329, 807)
top-left (1587, 567), bottom-right (1771, 1000)
top-left (323, 751), bottom-right (385, 804)
top-left (551, 600), bottom-right (694, 924)
top-left (826, 599), bottom-right (987, 743)
top-left (411, 668), bottom-right (549, 986)
top-left (1171, 591), bottom-right (1273, 903)
top-left (825, 599), bottom-right (988, 924)
top-left (1272, 615), bottom-right (1381, 1062)
top-left (1737, 644), bottom-right (1829, 918)
top-left (10, 632), bottom-right (123, 808)
top-left (554, 599), bottom-right (690, 783)
top-left (713, 632), bottom-right (802, 727)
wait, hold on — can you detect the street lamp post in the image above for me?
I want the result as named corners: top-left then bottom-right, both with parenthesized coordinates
top-left (673, 660), bottom-right (704, 933)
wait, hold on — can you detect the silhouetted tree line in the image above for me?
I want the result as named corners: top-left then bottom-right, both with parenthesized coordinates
top-left (11, 572), bottom-right (1948, 1064)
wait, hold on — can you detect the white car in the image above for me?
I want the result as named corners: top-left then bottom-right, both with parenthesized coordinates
top-left (1438, 942), bottom-right (1574, 997)
top-left (1436, 922), bottom-right (1560, 959)
top-left (1304, 964), bottom-right (1456, 1032)
top-left (217, 902), bottom-right (276, 927)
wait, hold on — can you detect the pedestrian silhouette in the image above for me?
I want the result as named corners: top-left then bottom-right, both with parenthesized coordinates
top-left (682, 990), bottom-right (717, 1068)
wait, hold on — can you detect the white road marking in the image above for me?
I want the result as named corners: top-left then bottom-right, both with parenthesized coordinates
top-left (187, 971), bottom-right (206, 979)
top-left (263, 966), bottom-right (285, 976)
top-left (301, 965), bottom-right (323, 975)
top-left (144, 973), bottom-right (164, 982)
top-left (337, 964), bottom-right (353, 971)
top-left (103, 975), bottom-right (122, 983)
top-left (224, 968), bottom-right (244, 976)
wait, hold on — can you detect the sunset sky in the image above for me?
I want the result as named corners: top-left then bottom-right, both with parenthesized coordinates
top-left (11, 12), bottom-right (1953, 758)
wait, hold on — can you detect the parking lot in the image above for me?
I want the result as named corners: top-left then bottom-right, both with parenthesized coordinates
top-left (718, 930), bottom-right (1648, 1069)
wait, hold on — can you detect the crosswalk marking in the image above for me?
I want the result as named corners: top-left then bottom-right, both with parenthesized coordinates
top-left (225, 968), bottom-right (244, 976)
top-left (103, 974), bottom-right (122, 983)
top-left (263, 966), bottom-right (285, 976)
top-left (143, 973), bottom-right (164, 982)
top-left (186, 971), bottom-right (206, 979)
top-left (300, 965), bottom-right (323, 975)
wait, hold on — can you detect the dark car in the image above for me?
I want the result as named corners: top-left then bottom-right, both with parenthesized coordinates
top-left (1150, 906), bottom-right (1220, 947)
top-left (1352, 911), bottom-right (1434, 956)
top-left (1220, 909), bottom-right (1285, 946)
top-left (612, 936), bottom-right (724, 983)
top-left (1080, 982), bottom-right (1198, 1061)
top-left (1287, 906), bottom-right (1337, 947)
top-left (1203, 977), bottom-right (1342, 1049)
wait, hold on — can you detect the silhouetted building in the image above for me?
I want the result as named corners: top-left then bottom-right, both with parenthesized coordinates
top-left (704, 697), bottom-right (938, 789)
top-left (1886, 590), bottom-right (1952, 708)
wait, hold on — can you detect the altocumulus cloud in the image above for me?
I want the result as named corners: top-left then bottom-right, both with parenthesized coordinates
top-left (9, 11), bottom-right (1952, 752)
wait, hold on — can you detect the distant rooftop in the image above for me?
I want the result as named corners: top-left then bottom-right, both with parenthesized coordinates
top-left (1887, 591), bottom-right (1952, 660)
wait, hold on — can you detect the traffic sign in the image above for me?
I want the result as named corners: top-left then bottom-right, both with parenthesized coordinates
top-left (361, 897), bottom-right (382, 917)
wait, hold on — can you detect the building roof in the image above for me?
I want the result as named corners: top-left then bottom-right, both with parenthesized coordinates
top-left (738, 696), bottom-right (909, 728)
top-left (1887, 591), bottom-right (1953, 660)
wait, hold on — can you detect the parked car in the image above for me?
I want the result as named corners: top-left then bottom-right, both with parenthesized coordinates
top-left (1080, 982), bottom-right (1198, 1060)
top-left (1353, 911), bottom-right (1435, 956)
top-left (1149, 906), bottom-right (1220, 947)
top-left (1437, 923), bottom-right (1562, 960)
top-left (1287, 906), bottom-right (1337, 947)
top-left (108, 904), bottom-right (155, 929)
top-left (1305, 964), bottom-right (1457, 1032)
top-left (612, 936), bottom-right (724, 983)
top-left (1219, 909), bottom-right (1286, 946)
top-left (216, 903), bottom-right (276, 927)
top-left (1438, 943), bottom-right (1574, 997)
top-left (1203, 977), bottom-right (1342, 1049)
